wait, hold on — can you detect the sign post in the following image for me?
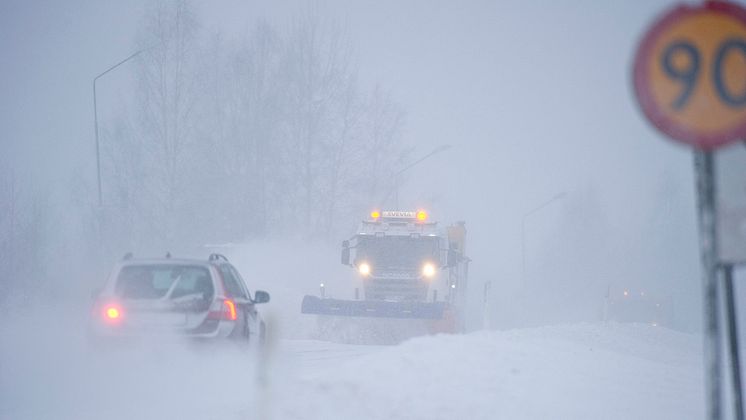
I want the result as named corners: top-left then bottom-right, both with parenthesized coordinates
top-left (633, 2), bottom-right (746, 419)
top-left (694, 150), bottom-right (722, 420)
top-left (723, 262), bottom-right (745, 420)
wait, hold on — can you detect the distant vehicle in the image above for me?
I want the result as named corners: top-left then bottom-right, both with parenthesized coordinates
top-left (603, 286), bottom-right (670, 327)
top-left (89, 253), bottom-right (269, 346)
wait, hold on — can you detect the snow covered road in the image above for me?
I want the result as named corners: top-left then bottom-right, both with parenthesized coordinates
top-left (0, 320), bottom-right (702, 420)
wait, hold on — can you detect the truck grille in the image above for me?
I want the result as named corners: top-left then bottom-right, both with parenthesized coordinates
top-left (365, 277), bottom-right (428, 301)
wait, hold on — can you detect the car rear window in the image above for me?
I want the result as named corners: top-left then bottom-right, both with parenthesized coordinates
top-left (218, 265), bottom-right (246, 298)
top-left (115, 265), bottom-right (213, 300)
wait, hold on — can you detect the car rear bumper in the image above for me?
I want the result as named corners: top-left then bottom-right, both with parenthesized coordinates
top-left (88, 319), bottom-right (236, 342)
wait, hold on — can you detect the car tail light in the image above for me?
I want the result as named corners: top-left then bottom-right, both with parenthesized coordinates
top-left (106, 307), bottom-right (121, 319)
top-left (101, 303), bottom-right (123, 324)
top-left (207, 299), bottom-right (237, 321)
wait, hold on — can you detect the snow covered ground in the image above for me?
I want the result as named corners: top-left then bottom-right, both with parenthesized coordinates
top-left (0, 314), bottom-right (702, 420)
top-left (272, 323), bottom-right (702, 420)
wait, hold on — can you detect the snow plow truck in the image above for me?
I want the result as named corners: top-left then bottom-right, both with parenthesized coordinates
top-left (301, 210), bottom-right (470, 333)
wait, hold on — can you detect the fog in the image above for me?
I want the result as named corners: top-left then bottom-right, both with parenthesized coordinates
top-left (1, 0), bottom-right (741, 419)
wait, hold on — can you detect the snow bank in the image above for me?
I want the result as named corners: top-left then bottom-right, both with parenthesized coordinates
top-left (277, 323), bottom-right (703, 420)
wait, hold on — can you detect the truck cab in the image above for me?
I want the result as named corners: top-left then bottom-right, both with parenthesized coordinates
top-left (302, 209), bottom-right (468, 329)
top-left (341, 210), bottom-right (445, 302)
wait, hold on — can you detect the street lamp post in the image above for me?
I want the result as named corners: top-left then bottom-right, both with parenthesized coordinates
top-left (391, 144), bottom-right (451, 208)
top-left (93, 49), bottom-right (144, 207)
top-left (521, 191), bottom-right (567, 288)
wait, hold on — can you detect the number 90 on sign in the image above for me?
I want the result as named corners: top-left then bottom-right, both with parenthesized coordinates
top-left (662, 39), bottom-right (746, 110)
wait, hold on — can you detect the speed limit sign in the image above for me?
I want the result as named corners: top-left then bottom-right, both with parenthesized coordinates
top-left (634, 3), bottom-right (746, 419)
top-left (633, 1), bottom-right (746, 149)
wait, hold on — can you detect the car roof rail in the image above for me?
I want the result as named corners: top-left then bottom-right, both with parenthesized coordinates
top-left (208, 253), bottom-right (229, 262)
top-left (122, 252), bottom-right (133, 260)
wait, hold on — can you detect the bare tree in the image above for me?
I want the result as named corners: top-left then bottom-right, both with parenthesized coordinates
top-left (0, 168), bottom-right (19, 297)
top-left (357, 86), bottom-right (408, 207)
top-left (134, 0), bottom-right (201, 243)
top-left (0, 162), bottom-right (51, 303)
top-left (319, 74), bottom-right (362, 237)
top-left (280, 11), bottom-right (353, 234)
top-left (101, 3), bottom-right (408, 249)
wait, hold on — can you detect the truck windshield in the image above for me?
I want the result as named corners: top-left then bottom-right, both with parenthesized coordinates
top-left (355, 236), bottom-right (439, 269)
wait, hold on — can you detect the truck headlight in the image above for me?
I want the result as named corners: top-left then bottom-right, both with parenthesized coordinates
top-left (358, 262), bottom-right (371, 276)
top-left (422, 262), bottom-right (436, 278)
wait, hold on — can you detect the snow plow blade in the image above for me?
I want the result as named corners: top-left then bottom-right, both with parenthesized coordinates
top-left (301, 295), bottom-right (448, 320)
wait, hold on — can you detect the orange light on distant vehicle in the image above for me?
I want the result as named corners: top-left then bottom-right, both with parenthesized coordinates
top-left (416, 210), bottom-right (428, 221)
top-left (371, 210), bottom-right (381, 220)
top-left (224, 299), bottom-right (237, 321)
